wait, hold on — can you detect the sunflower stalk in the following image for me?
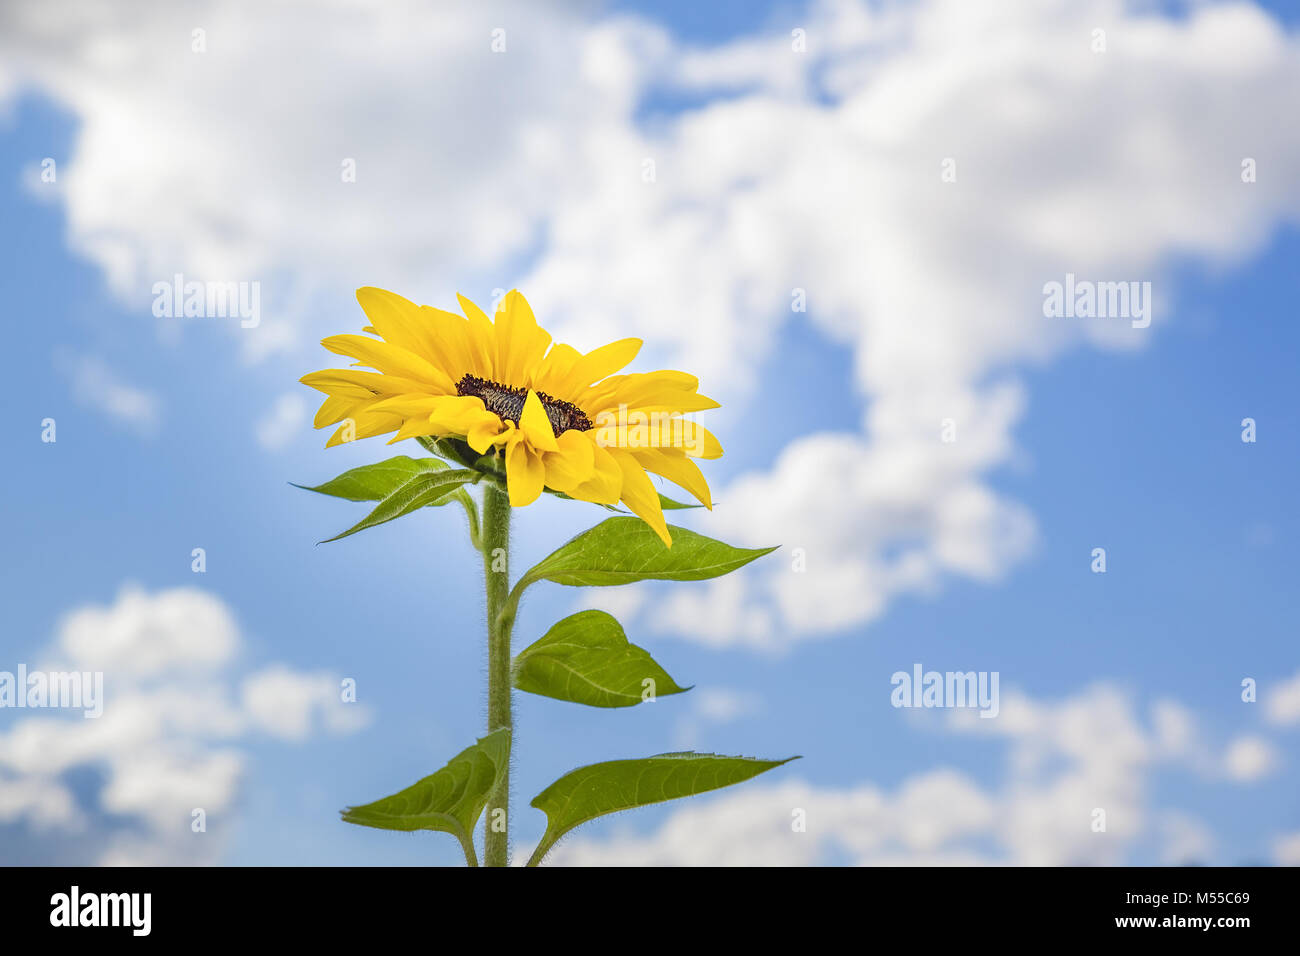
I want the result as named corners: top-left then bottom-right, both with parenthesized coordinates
top-left (480, 481), bottom-right (513, 867)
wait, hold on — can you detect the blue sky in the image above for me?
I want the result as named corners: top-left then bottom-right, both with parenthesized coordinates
top-left (2, 0), bottom-right (1298, 866)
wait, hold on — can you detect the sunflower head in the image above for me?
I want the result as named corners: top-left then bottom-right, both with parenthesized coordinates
top-left (301, 288), bottom-right (723, 546)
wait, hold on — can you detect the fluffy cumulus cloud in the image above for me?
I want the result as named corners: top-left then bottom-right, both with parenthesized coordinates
top-left (0, 586), bottom-right (367, 865)
top-left (541, 772), bottom-right (996, 868)
top-left (579, 0), bottom-right (1300, 649)
top-left (542, 683), bottom-right (1269, 866)
top-left (0, 0), bottom-right (647, 356)
top-left (5, 0), bottom-right (1300, 647)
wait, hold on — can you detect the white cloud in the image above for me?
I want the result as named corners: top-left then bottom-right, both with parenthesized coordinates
top-left (55, 584), bottom-right (238, 679)
top-left (0, 775), bottom-right (77, 830)
top-left (660, 407), bottom-right (1035, 649)
top-left (564, 0), bottom-right (1300, 649)
top-left (56, 353), bottom-right (161, 436)
top-left (654, 573), bottom-right (780, 651)
top-left (0, 0), bottom-right (652, 358)
top-left (6, 0), bottom-right (1300, 647)
top-left (1274, 831), bottom-right (1300, 866)
top-left (241, 665), bottom-right (369, 741)
top-left (542, 682), bottom-right (1247, 866)
top-left (538, 772), bottom-right (995, 867)
top-left (1222, 735), bottom-right (1279, 782)
top-left (0, 586), bottom-right (369, 864)
top-left (254, 392), bottom-right (308, 451)
top-left (1265, 669), bottom-right (1300, 726)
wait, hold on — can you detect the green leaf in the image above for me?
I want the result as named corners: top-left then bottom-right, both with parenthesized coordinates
top-left (322, 468), bottom-right (478, 542)
top-left (417, 435), bottom-right (484, 470)
top-left (550, 489), bottom-right (624, 512)
top-left (294, 455), bottom-right (449, 502)
top-left (513, 610), bottom-right (689, 708)
top-left (527, 751), bottom-right (798, 865)
top-left (545, 491), bottom-right (697, 513)
top-left (657, 492), bottom-right (701, 511)
top-left (520, 516), bottom-right (776, 588)
top-left (341, 728), bottom-right (510, 866)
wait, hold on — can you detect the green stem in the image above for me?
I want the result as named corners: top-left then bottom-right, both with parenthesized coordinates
top-left (525, 834), bottom-right (552, 868)
top-left (481, 482), bottom-right (513, 867)
top-left (455, 489), bottom-right (481, 551)
top-left (459, 832), bottom-right (480, 868)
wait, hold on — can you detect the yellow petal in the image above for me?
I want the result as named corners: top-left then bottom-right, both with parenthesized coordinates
top-left (629, 393), bottom-right (722, 414)
top-left (417, 305), bottom-right (476, 381)
top-left (456, 293), bottom-right (497, 378)
top-left (675, 420), bottom-right (724, 459)
top-left (355, 287), bottom-right (429, 359)
top-left (530, 342), bottom-right (583, 396)
top-left (312, 394), bottom-right (358, 429)
top-left (300, 368), bottom-right (431, 399)
top-left (321, 334), bottom-right (454, 393)
top-left (467, 416), bottom-right (507, 454)
top-left (368, 394), bottom-right (452, 418)
top-left (426, 395), bottom-right (496, 436)
top-left (494, 290), bottom-right (552, 388)
top-left (505, 434), bottom-right (545, 507)
top-left (388, 415), bottom-right (444, 444)
top-left (324, 411), bottom-right (403, 447)
top-left (568, 439), bottom-right (623, 505)
top-left (630, 447), bottom-right (713, 509)
top-left (562, 338), bottom-right (642, 392)
top-left (590, 412), bottom-right (724, 458)
top-left (542, 429), bottom-right (596, 492)
top-left (518, 390), bottom-right (559, 452)
top-left (583, 369), bottom-right (699, 410)
top-left (610, 449), bottom-right (671, 546)
top-left (588, 390), bottom-right (721, 417)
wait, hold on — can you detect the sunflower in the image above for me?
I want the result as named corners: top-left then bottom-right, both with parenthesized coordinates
top-left (301, 288), bottom-right (722, 546)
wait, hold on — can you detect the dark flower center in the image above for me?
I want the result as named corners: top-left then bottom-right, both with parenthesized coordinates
top-left (456, 374), bottom-right (593, 434)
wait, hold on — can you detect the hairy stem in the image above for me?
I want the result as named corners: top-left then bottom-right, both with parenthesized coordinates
top-left (481, 483), bottom-right (513, 867)
top-left (459, 831), bottom-right (480, 868)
